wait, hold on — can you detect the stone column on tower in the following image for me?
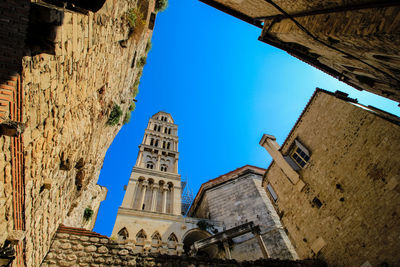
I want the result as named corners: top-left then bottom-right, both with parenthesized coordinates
top-left (138, 181), bottom-right (148, 210)
top-left (121, 179), bottom-right (137, 209)
top-left (151, 185), bottom-right (158, 211)
top-left (162, 185), bottom-right (168, 213)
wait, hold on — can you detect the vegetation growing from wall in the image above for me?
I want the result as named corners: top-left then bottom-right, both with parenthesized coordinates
top-left (137, 56), bottom-right (147, 68)
top-left (123, 112), bottom-right (131, 125)
top-left (126, 8), bottom-right (145, 31)
top-left (107, 104), bottom-right (123, 126)
top-left (145, 40), bottom-right (152, 53)
top-left (155, 0), bottom-right (168, 12)
top-left (83, 208), bottom-right (94, 221)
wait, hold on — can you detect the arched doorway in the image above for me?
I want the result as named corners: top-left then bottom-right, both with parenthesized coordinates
top-left (182, 229), bottom-right (218, 258)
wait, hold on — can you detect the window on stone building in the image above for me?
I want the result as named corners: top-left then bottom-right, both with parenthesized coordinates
top-left (149, 12), bottom-right (156, 30)
top-left (151, 232), bottom-right (162, 247)
top-left (164, 127), bottom-right (167, 133)
top-left (168, 128), bottom-right (171, 134)
top-left (155, 140), bottom-right (159, 147)
top-left (150, 138), bottom-right (154, 146)
top-left (158, 125), bottom-right (161, 132)
top-left (290, 140), bottom-right (310, 168)
top-left (163, 141), bottom-right (166, 149)
top-left (153, 124), bottom-right (157, 131)
top-left (266, 184), bottom-right (278, 202)
top-left (160, 165), bottom-right (167, 172)
top-left (117, 227), bottom-right (129, 241)
top-left (147, 162), bottom-right (154, 169)
top-left (167, 233), bottom-right (178, 249)
top-left (136, 230), bottom-right (147, 246)
top-left (167, 142), bottom-right (171, 150)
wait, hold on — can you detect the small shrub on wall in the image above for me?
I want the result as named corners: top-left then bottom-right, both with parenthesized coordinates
top-left (107, 104), bottom-right (122, 126)
top-left (123, 112), bottom-right (131, 125)
top-left (155, 0), bottom-right (168, 12)
top-left (126, 8), bottom-right (145, 30)
top-left (83, 208), bottom-right (94, 221)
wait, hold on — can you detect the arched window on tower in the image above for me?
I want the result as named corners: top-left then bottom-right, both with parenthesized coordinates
top-left (164, 127), bottom-right (167, 133)
top-left (153, 124), bottom-right (157, 131)
top-left (167, 233), bottom-right (178, 249)
top-left (146, 162), bottom-right (154, 169)
top-left (162, 141), bottom-right (166, 149)
top-left (158, 125), bottom-right (161, 132)
top-left (151, 232), bottom-right (162, 247)
top-left (167, 142), bottom-right (171, 150)
top-left (117, 227), bottom-right (129, 241)
top-left (160, 164), bottom-right (168, 172)
top-left (150, 138), bottom-right (154, 146)
top-left (155, 140), bottom-right (159, 147)
top-left (136, 230), bottom-right (147, 247)
top-left (168, 128), bottom-right (171, 134)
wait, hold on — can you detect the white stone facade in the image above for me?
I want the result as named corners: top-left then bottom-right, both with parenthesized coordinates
top-left (112, 112), bottom-right (191, 254)
top-left (188, 166), bottom-right (298, 261)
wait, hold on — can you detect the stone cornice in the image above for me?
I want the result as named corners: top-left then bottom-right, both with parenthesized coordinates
top-left (117, 207), bottom-right (184, 222)
top-left (144, 130), bottom-right (179, 141)
top-left (131, 167), bottom-right (181, 181)
top-left (139, 144), bottom-right (179, 156)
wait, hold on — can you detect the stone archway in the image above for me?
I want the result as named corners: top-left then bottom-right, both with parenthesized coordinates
top-left (182, 228), bottom-right (218, 258)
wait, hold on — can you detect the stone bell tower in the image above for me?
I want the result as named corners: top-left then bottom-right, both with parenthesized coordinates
top-left (121, 111), bottom-right (181, 214)
top-left (112, 112), bottom-right (184, 252)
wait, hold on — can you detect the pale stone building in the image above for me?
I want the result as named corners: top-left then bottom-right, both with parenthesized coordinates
top-left (111, 112), bottom-right (223, 255)
top-left (111, 112), bottom-right (297, 262)
top-left (260, 88), bottom-right (400, 266)
top-left (188, 165), bottom-right (297, 261)
top-left (199, 0), bottom-right (400, 102)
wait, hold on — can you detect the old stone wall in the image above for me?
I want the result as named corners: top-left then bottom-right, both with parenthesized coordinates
top-left (41, 225), bottom-right (325, 267)
top-left (263, 91), bottom-right (400, 266)
top-left (201, 1), bottom-right (400, 102)
top-left (0, 3), bottom-right (30, 267)
top-left (0, 0), bottom-right (156, 265)
top-left (193, 171), bottom-right (297, 261)
top-left (262, 5), bottom-right (400, 101)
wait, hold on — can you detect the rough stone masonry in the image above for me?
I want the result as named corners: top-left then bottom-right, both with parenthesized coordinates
top-left (0, 0), bottom-right (156, 265)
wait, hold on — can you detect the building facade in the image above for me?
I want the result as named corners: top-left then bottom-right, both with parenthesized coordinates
top-left (111, 112), bottom-right (222, 256)
top-left (0, 0), bottom-right (159, 265)
top-left (260, 89), bottom-right (400, 266)
top-left (188, 165), bottom-right (298, 261)
top-left (199, 0), bottom-right (400, 102)
top-left (112, 111), bottom-right (185, 254)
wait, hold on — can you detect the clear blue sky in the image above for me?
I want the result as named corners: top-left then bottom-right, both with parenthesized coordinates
top-left (93, 0), bottom-right (400, 236)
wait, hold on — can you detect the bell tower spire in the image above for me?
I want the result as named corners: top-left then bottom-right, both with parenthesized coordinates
top-left (135, 112), bottom-right (179, 173)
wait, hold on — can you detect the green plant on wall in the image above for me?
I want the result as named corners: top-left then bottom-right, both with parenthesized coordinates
top-left (129, 103), bottom-right (136, 112)
top-left (83, 208), bottom-right (94, 221)
top-left (126, 8), bottom-right (145, 30)
top-left (123, 111), bottom-right (131, 125)
top-left (107, 104), bottom-right (123, 126)
top-left (137, 56), bottom-right (147, 68)
top-left (145, 40), bottom-right (152, 53)
top-left (155, 0), bottom-right (168, 12)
